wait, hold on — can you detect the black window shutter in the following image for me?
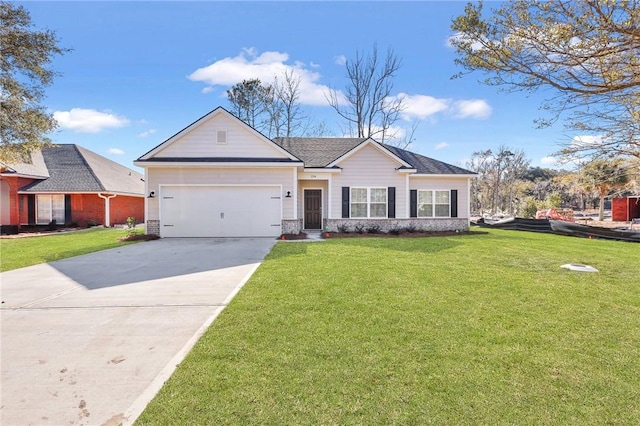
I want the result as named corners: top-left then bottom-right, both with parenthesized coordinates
top-left (387, 187), bottom-right (396, 218)
top-left (342, 187), bottom-right (350, 218)
top-left (451, 189), bottom-right (458, 218)
top-left (65, 194), bottom-right (72, 223)
top-left (27, 195), bottom-right (36, 225)
top-left (410, 190), bottom-right (417, 218)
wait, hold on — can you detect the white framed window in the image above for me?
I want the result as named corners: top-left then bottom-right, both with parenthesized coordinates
top-left (418, 190), bottom-right (450, 218)
top-left (351, 187), bottom-right (387, 218)
top-left (36, 194), bottom-right (65, 224)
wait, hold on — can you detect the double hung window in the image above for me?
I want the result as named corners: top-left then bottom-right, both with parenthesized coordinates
top-left (350, 187), bottom-right (387, 218)
top-left (417, 190), bottom-right (450, 218)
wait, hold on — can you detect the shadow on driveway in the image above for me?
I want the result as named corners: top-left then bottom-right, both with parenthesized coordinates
top-left (49, 237), bottom-right (277, 290)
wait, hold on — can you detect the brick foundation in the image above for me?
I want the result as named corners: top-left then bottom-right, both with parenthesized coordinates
top-left (324, 218), bottom-right (469, 233)
top-left (282, 219), bottom-right (303, 234)
top-left (146, 219), bottom-right (160, 236)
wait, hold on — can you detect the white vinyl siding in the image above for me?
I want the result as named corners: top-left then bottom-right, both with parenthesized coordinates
top-left (411, 176), bottom-right (471, 219)
top-left (418, 190), bottom-right (450, 218)
top-left (36, 194), bottom-right (64, 224)
top-left (331, 144), bottom-right (406, 218)
top-left (154, 114), bottom-right (288, 159)
top-left (146, 167), bottom-right (296, 220)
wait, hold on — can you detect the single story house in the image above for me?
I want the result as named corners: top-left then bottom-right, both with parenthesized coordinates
top-left (0, 144), bottom-right (145, 234)
top-left (135, 107), bottom-right (476, 238)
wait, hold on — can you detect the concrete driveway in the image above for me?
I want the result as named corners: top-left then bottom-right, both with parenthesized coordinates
top-left (0, 237), bottom-right (276, 426)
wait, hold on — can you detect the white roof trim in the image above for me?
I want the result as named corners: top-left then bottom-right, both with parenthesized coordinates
top-left (302, 168), bottom-right (342, 173)
top-left (327, 138), bottom-right (413, 168)
top-left (137, 107), bottom-right (300, 162)
top-left (410, 173), bottom-right (477, 178)
top-left (134, 161), bottom-right (303, 168)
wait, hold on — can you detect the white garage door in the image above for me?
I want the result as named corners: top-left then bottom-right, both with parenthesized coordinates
top-left (160, 186), bottom-right (282, 237)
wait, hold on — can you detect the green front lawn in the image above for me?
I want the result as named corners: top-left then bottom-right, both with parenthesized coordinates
top-left (137, 229), bottom-right (640, 425)
top-left (0, 227), bottom-right (142, 272)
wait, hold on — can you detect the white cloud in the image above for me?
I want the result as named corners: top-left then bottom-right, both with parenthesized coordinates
top-left (571, 135), bottom-right (603, 147)
top-left (541, 156), bottom-right (557, 165)
top-left (53, 108), bottom-right (129, 133)
top-left (188, 48), bottom-right (333, 106)
top-left (334, 55), bottom-right (347, 66)
top-left (446, 32), bottom-right (485, 51)
top-left (391, 93), bottom-right (450, 120)
top-left (137, 129), bottom-right (157, 138)
top-left (452, 99), bottom-right (492, 119)
top-left (386, 94), bottom-right (492, 121)
top-left (108, 148), bottom-right (124, 155)
top-left (435, 142), bottom-right (450, 150)
top-left (201, 86), bottom-right (214, 94)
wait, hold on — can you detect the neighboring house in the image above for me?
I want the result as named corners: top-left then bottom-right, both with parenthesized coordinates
top-left (0, 144), bottom-right (145, 234)
top-left (135, 107), bottom-right (476, 238)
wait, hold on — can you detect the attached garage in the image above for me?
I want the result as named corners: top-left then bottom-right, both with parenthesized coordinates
top-left (160, 185), bottom-right (282, 237)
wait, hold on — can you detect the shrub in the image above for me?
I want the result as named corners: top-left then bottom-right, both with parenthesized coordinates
top-left (366, 224), bottom-right (381, 234)
top-left (354, 224), bottom-right (365, 234)
top-left (337, 223), bottom-right (349, 233)
top-left (405, 224), bottom-right (416, 233)
top-left (125, 216), bottom-right (137, 238)
top-left (389, 228), bottom-right (402, 235)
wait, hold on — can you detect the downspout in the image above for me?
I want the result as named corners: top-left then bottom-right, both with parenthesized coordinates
top-left (98, 193), bottom-right (117, 227)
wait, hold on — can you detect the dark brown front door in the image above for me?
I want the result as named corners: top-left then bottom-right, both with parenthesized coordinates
top-left (304, 190), bottom-right (322, 229)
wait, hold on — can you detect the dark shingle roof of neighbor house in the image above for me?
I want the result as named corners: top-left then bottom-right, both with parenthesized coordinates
top-left (273, 137), bottom-right (475, 175)
top-left (13, 145), bottom-right (144, 195)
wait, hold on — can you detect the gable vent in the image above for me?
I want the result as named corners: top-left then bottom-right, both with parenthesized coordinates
top-left (216, 130), bottom-right (227, 144)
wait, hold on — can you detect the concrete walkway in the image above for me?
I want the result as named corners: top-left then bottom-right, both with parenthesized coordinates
top-left (0, 238), bottom-right (275, 426)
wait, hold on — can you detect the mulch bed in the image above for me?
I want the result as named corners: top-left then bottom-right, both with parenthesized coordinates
top-left (278, 230), bottom-right (486, 240)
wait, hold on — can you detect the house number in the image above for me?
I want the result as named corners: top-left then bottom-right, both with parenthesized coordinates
top-left (310, 174), bottom-right (317, 178)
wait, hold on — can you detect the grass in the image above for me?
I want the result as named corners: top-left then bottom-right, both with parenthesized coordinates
top-left (135, 229), bottom-right (640, 425)
top-left (0, 227), bottom-right (143, 272)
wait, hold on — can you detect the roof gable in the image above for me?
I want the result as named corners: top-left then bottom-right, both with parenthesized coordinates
top-left (137, 107), bottom-right (299, 162)
top-left (328, 138), bottom-right (413, 169)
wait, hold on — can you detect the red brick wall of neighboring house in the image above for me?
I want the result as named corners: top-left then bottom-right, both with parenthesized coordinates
top-left (69, 194), bottom-right (144, 227)
top-left (110, 195), bottom-right (144, 226)
top-left (0, 176), bottom-right (38, 225)
top-left (70, 194), bottom-right (105, 227)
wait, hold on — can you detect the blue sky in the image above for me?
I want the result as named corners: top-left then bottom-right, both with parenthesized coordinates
top-left (22, 1), bottom-right (573, 172)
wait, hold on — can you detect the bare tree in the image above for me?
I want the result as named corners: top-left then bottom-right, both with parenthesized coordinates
top-left (272, 70), bottom-right (307, 137)
top-left (327, 45), bottom-right (404, 143)
top-left (466, 146), bottom-right (530, 215)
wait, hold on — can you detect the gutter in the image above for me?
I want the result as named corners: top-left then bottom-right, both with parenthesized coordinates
top-left (98, 193), bottom-right (117, 227)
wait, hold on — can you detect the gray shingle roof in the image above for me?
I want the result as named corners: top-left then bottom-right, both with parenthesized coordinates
top-left (273, 137), bottom-right (366, 168)
top-left (273, 137), bottom-right (475, 175)
top-left (16, 145), bottom-right (144, 195)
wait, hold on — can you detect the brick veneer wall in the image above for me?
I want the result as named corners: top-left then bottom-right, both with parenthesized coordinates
top-left (70, 194), bottom-right (143, 227)
top-left (282, 219), bottom-right (303, 235)
top-left (146, 219), bottom-right (160, 236)
top-left (324, 218), bottom-right (469, 233)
